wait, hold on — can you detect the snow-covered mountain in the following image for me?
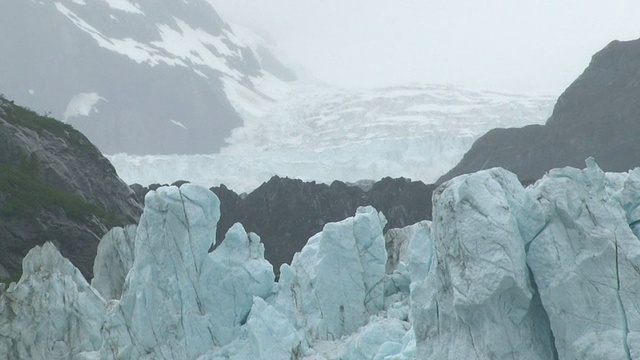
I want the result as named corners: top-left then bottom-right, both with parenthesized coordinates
top-left (2, 160), bottom-right (639, 359)
top-left (0, 0), bottom-right (555, 189)
top-left (110, 82), bottom-right (555, 192)
top-left (0, 0), bottom-right (292, 154)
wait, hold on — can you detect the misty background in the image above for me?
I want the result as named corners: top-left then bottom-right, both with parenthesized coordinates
top-left (209, 0), bottom-right (640, 94)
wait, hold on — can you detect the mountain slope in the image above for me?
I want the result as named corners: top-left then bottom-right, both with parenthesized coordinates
top-left (0, 0), bottom-right (291, 154)
top-left (439, 38), bottom-right (640, 183)
top-left (0, 96), bottom-right (141, 279)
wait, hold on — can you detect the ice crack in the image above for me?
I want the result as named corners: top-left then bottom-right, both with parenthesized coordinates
top-left (614, 232), bottom-right (632, 360)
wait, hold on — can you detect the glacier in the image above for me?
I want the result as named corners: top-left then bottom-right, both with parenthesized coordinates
top-left (0, 242), bottom-right (107, 360)
top-left (91, 225), bottom-right (137, 301)
top-left (413, 168), bottom-right (555, 359)
top-left (108, 82), bottom-right (555, 193)
top-left (2, 161), bottom-right (640, 359)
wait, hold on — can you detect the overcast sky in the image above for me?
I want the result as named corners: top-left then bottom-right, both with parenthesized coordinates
top-left (209, 1), bottom-right (640, 94)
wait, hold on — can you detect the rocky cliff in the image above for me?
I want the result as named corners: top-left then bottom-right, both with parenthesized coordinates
top-left (0, 96), bottom-right (141, 280)
top-left (439, 38), bottom-right (640, 183)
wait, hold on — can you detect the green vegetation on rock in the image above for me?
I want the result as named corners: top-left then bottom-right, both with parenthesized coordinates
top-left (0, 94), bottom-right (140, 280)
top-left (0, 157), bottom-right (118, 226)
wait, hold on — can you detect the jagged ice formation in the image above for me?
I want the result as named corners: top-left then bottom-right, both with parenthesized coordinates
top-left (2, 161), bottom-right (640, 359)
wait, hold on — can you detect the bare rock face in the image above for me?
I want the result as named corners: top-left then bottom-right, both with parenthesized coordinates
top-left (0, 96), bottom-right (142, 280)
top-left (210, 176), bottom-right (436, 273)
top-left (439, 38), bottom-right (640, 184)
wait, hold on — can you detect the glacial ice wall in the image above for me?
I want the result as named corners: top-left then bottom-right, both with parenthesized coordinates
top-left (0, 243), bottom-right (107, 360)
top-left (2, 161), bottom-right (640, 359)
top-left (526, 160), bottom-right (640, 359)
top-left (411, 168), bottom-right (555, 359)
top-left (91, 224), bottom-right (137, 300)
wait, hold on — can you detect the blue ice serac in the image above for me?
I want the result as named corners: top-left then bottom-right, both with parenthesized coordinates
top-left (2, 160), bottom-right (640, 359)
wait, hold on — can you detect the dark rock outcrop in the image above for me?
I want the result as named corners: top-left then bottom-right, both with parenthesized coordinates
top-left (217, 176), bottom-right (436, 273)
top-left (136, 176), bottom-right (435, 273)
top-left (0, 96), bottom-right (142, 280)
top-left (439, 38), bottom-right (640, 183)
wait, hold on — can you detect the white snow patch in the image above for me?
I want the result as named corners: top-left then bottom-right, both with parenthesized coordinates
top-left (222, 71), bottom-right (291, 119)
top-left (53, 3), bottom-right (257, 79)
top-left (71, 0), bottom-right (86, 5)
top-left (222, 79), bottom-right (274, 119)
top-left (28, 89), bottom-right (34, 95)
top-left (63, 92), bottom-right (105, 120)
top-left (193, 69), bottom-right (208, 79)
top-left (55, 3), bottom-right (183, 67)
top-left (102, 0), bottom-right (143, 14)
top-left (169, 119), bottom-right (188, 130)
top-left (151, 18), bottom-right (239, 75)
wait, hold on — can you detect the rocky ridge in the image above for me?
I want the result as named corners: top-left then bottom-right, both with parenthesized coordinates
top-left (440, 38), bottom-right (640, 183)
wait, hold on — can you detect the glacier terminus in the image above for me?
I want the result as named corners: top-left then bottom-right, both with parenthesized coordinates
top-left (2, 160), bottom-right (640, 359)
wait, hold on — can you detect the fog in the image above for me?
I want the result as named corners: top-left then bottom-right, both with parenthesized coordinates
top-left (209, 0), bottom-right (640, 94)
